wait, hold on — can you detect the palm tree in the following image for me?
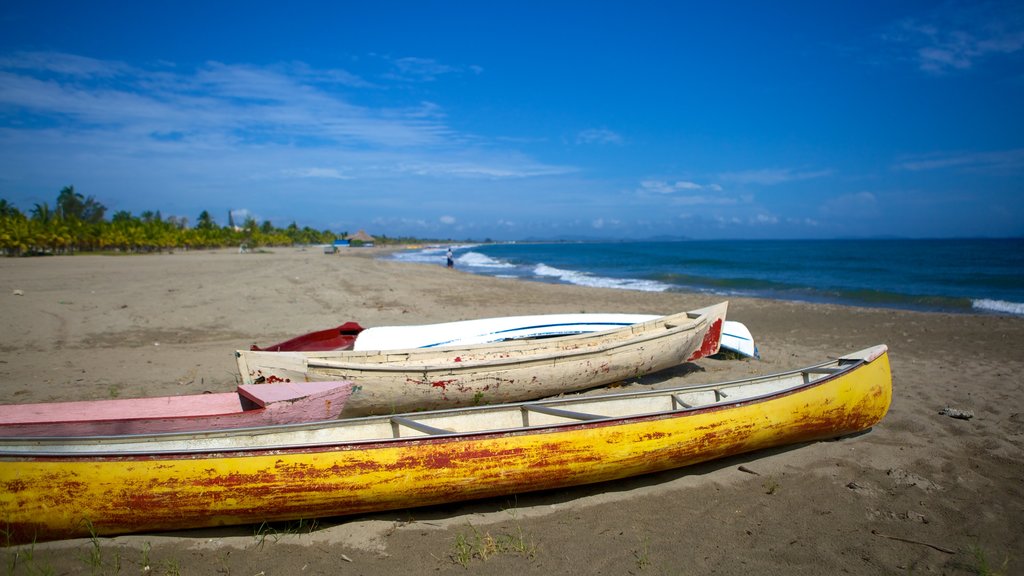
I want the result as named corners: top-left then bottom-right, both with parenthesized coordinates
top-left (31, 202), bottom-right (53, 224)
top-left (0, 199), bottom-right (22, 219)
top-left (196, 210), bottom-right (217, 230)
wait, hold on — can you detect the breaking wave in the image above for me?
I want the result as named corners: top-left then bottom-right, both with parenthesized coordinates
top-left (972, 299), bottom-right (1024, 316)
top-left (534, 264), bottom-right (671, 292)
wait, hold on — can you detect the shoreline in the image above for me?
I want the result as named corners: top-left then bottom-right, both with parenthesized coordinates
top-left (1, 248), bottom-right (1022, 575)
top-left (400, 240), bottom-right (1024, 318)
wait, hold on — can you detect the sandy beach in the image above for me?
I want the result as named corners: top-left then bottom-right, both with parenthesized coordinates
top-left (1, 248), bottom-right (1022, 575)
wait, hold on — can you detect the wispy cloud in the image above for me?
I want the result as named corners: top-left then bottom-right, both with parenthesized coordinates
top-left (284, 167), bottom-right (351, 179)
top-left (636, 179), bottom-right (741, 208)
top-left (638, 179), bottom-right (722, 194)
top-left (0, 51), bottom-right (129, 78)
top-left (718, 168), bottom-right (832, 186)
top-left (820, 191), bottom-right (878, 217)
top-left (381, 56), bottom-right (482, 82)
top-left (0, 51), bottom-right (566, 182)
top-left (896, 148), bottom-right (1024, 173)
top-left (0, 52), bottom-right (451, 148)
top-left (884, 1), bottom-right (1024, 73)
top-left (396, 159), bottom-right (574, 178)
top-left (591, 217), bottom-right (622, 229)
top-left (672, 195), bottom-right (738, 206)
top-left (576, 128), bottom-right (623, 145)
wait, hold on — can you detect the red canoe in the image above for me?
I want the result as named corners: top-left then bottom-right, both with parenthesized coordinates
top-left (0, 381), bottom-right (354, 437)
top-left (251, 322), bottom-right (364, 351)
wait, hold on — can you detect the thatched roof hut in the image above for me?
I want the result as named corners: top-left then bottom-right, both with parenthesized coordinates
top-left (349, 230), bottom-right (375, 245)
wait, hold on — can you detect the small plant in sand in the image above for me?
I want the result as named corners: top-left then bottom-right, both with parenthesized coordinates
top-left (252, 518), bottom-right (320, 549)
top-left (161, 558), bottom-right (181, 576)
top-left (446, 520), bottom-right (537, 567)
top-left (79, 520), bottom-right (105, 574)
top-left (633, 532), bottom-right (652, 570)
top-left (969, 545), bottom-right (1009, 576)
top-left (3, 531), bottom-right (54, 576)
top-left (140, 541), bottom-right (152, 573)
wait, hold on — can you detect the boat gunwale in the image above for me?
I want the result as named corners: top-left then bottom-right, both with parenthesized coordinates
top-left (0, 347), bottom-right (885, 458)
top-left (246, 305), bottom-right (724, 373)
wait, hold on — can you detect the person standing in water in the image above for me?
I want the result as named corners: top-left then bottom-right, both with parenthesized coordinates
top-left (446, 247), bottom-right (454, 269)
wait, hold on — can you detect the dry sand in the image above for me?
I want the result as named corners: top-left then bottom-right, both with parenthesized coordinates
top-left (1, 248), bottom-right (1022, 575)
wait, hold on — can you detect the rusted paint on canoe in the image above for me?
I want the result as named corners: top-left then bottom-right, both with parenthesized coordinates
top-left (0, 348), bottom-right (890, 544)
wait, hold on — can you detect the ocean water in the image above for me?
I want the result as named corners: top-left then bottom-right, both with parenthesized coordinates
top-left (391, 239), bottom-right (1024, 317)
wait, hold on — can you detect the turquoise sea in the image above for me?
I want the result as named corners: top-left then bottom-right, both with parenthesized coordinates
top-left (392, 239), bottom-right (1024, 317)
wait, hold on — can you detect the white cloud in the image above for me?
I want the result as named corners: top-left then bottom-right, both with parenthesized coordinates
top-left (396, 160), bottom-right (573, 178)
top-left (637, 179), bottom-right (739, 207)
top-left (639, 179), bottom-right (717, 194)
top-left (0, 54), bottom-right (454, 149)
top-left (576, 128), bottom-right (623, 145)
top-left (886, 1), bottom-right (1024, 73)
top-left (896, 148), bottom-right (1024, 172)
top-left (440, 215), bottom-right (456, 224)
top-left (718, 168), bottom-right (832, 186)
top-left (383, 56), bottom-right (480, 82)
top-left (0, 51), bottom-right (129, 78)
top-left (285, 167), bottom-right (350, 179)
top-left (672, 195), bottom-right (738, 206)
top-left (820, 191), bottom-right (879, 217)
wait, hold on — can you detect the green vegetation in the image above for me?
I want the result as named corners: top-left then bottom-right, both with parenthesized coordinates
top-left (633, 531), bottom-right (652, 570)
top-left (252, 518), bottom-right (321, 549)
top-left (447, 521), bottom-right (537, 567)
top-left (0, 186), bottom-right (348, 256)
top-left (969, 545), bottom-right (1009, 576)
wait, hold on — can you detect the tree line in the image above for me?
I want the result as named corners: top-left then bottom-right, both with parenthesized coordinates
top-left (0, 186), bottom-right (350, 256)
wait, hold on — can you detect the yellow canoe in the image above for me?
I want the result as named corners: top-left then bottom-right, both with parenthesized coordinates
top-left (0, 345), bottom-right (891, 544)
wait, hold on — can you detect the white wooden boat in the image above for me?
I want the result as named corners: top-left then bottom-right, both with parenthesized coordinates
top-left (352, 313), bottom-right (657, 350)
top-left (235, 302), bottom-right (728, 416)
top-left (354, 313), bottom-right (759, 359)
top-left (0, 344), bottom-right (890, 544)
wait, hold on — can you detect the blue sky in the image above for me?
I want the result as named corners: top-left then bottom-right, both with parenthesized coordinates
top-left (1, 1), bottom-right (1022, 240)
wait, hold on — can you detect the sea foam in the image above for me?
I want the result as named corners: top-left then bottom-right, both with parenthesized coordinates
top-left (972, 299), bottom-right (1024, 316)
top-left (457, 251), bottom-right (515, 268)
top-left (534, 264), bottom-right (671, 292)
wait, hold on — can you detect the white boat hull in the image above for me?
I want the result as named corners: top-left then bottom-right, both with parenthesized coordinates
top-left (355, 314), bottom-right (759, 359)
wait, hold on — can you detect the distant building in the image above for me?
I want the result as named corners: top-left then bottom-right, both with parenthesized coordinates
top-left (349, 230), bottom-right (375, 247)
